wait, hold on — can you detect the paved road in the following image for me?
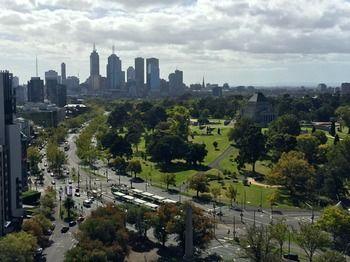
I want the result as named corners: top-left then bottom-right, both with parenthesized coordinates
top-left (39, 130), bottom-right (318, 261)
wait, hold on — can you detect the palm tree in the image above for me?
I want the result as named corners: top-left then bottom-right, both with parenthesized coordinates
top-left (63, 197), bottom-right (75, 220)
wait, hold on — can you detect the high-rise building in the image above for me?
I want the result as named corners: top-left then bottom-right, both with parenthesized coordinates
top-left (106, 48), bottom-right (123, 89)
top-left (27, 77), bottom-right (44, 103)
top-left (12, 76), bottom-right (19, 88)
top-left (90, 44), bottom-right (100, 77)
top-left (146, 58), bottom-right (160, 90)
top-left (135, 57), bottom-right (144, 92)
top-left (169, 69), bottom-right (184, 95)
top-left (0, 71), bottom-right (24, 236)
top-left (127, 66), bottom-right (135, 82)
top-left (61, 63), bottom-right (66, 84)
top-left (45, 70), bottom-right (66, 107)
top-left (15, 85), bottom-right (27, 104)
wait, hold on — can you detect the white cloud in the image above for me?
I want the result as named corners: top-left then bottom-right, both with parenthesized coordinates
top-left (1, 0), bottom-right (350, 85)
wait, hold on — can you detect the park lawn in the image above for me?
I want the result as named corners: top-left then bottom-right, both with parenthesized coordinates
top-left (137, 158), bottom-right (197, 186)
top-left (218, 146), bottom-right (272, 176)
top-left (190, 123), bottom-right (231, 165)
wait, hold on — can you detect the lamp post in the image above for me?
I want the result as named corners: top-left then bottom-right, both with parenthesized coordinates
top-left (305, 202), bottom-right (314, 223)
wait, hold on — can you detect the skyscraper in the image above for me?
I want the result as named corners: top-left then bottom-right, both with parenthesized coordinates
top-left (0, 71), bottom-right (23, 236)
top-left (146, 58), bottom-right (160, 91)
top-left (106, 47), bottom-right (123, 89)
top-left (61, 63), bottom-right (66, 83)
top-left (127, 66), bottom-right (135, 82)
top-left (169, 69), bottom-right (184, 95)
top-left (27, 77), bottom-right (44, 103)
top-left (90, 44), bottom-right (100, 77)
top-left (45, 70), bottom-right (66, 107)
top-left (135, 57), bottom-right (144, 92)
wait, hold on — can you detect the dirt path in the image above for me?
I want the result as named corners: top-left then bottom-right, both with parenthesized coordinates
top-left (209, 146), bottom-right (234, 169)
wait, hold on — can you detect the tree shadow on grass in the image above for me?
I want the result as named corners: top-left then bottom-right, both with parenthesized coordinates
top-left (158, 162), bottom-right (210, 173)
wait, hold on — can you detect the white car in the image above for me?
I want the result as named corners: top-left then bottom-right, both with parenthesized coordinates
top-left (50, 172), bottom-right (54, 177)
top-left (74, 192), bottom-right (80, 197)
top-left (51, 180), bottom-right (56, 185)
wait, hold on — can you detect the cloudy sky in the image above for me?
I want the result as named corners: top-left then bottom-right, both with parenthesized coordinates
top-left (1, 0), bottom-right (350, 86)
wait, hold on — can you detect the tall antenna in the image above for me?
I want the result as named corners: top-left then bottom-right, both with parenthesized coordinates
top-left (112, 45), bottom-right (115, 54)
top-left (35, 56), bottom-right (38, 77)
top-left (93, 43), bottom-right (96, 51)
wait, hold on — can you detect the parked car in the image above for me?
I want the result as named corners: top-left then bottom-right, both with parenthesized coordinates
top-left (77, 216), bottom-right (85, 223)
top-left (75, 192), bottom-right (80, 197)
top-left (51, 180), bottom-right (56, 185)
top-left (61, 226), bottom-right (69, 233)
top-left (69, 221), bottom-right (77, 227)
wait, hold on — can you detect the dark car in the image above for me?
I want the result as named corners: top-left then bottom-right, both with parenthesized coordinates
top-left (61, 226), bottom-right (69, 233)
top-left (69, 221), bottom-right (77, 227)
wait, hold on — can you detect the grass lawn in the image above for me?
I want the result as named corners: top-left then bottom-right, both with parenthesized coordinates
top-left (190, 121), bottom-right (232, 165)
top-left (218, 146), bottom-right (272, 176)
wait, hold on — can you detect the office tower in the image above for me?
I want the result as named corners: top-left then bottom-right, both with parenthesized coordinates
top-left (45, 70), bottom-right (58, 103)
top-left (61, 63), bottom-right (66, 83)
top-left (127, 66), bottom-right (135, 82)
top-left (90, 44), bottom-right (100, 77)
top-left (12, 76), bottom-right (19, 88)
top-left (106, 48), bottom-right (122, 89)
top-left (66, 76), bottom-right (80, 95)
top-left (15, 85), bottom-right (27, 104)
top-left (45, 70), bottom-right (66, 107)
top-left (0, 71), bottom-right (24, 236)
top-left (169, 70), bottom-right (184, 95)
top-left (146, 58), bottom-right (160, 90)
top-left (27, 77), bottom-right (44, 103)
top-left (135, 57), bottom-right (144, 91)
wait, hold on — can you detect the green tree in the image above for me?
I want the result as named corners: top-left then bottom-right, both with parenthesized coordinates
top-left (314, 251), bottom-right (346, 262)
top-left (229, 118), bottom-right (266, 173)
top-left (188, 173), bottom-right (208, 197)
top-left (295, 222), bottom-right (330, 262)
top-left (270, 219), bottom-right (288, 259)
top-left (167, 106), bottom-right (190, 140)
top-left (0, 232), bottom-right (37, 262)
top-left (152, 203), bottom-right (177, 246)
top-left (268, 151), bottom-right (315, 201)
top-left (225, 184), bottom-right (238, 207)
top-left (267, 114), bottom-right (300, 160)
top-left (112, 157), bottom-right (127, 176)
top-left (66, 204), bottom-right (129, 262)
top-left (126, 159), bottom-right (142, 178)
top-left (27, 146), bottom-right (42, 177)
top-left (334, 134), bottom-right (340, 145)
top-left (64, 197), bottom-right (75, 220)
top-left (335, 105), bottom-right (350, 133)
top-left (312, 130), bottom-right (327, 145)
top-left (210, 184), bottom-right (221, 203)
top-left (184, 143), bottom-right (207, 166)
top-left (46, 143), bottom-right (66, 176)
top-left (213, 141), bottom-right (218, 150)
top-left (296, 134), bottom-right (321, 163)
top-left (161, 173), bottom-right (176, 190)
top-left (241, 224), bottom-right (278, 262)
top-left (125, 205), bottom-right (151, 237)
top-left (317, 206), bottom-right (350, 247)
top-left (167, 202), bottom-right (214, 252)
top-left (329, 120), bottom-right (336, 137)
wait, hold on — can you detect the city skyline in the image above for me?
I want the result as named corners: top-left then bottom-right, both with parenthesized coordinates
top-left (3, 0), bottom-right (350, 86)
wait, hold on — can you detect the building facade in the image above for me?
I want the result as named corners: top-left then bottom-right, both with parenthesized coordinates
top-left (0, 71), bottom-right (24, 236)
top-left (240, 92), bottom-right (276, 126)
top-left (146, 58), bottom-right (160, 91)
top-left (27, 77), bottom-right (44, 103)
top-left (135, 57), bottom-right (145, 94)
top-left (106, 53), bottom-right (122, 89)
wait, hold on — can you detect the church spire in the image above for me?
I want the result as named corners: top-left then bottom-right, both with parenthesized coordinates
top-left (202, 76), bottom-right (205, 89)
